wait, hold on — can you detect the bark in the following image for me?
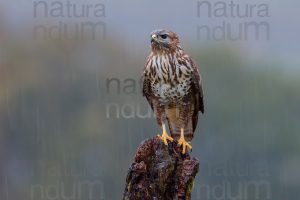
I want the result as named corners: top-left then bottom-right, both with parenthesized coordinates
top-left (123, 136), bottom-right (199, 200)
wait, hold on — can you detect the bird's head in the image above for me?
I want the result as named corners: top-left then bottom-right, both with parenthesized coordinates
top-left (150, 29), bottom-right (180, 54)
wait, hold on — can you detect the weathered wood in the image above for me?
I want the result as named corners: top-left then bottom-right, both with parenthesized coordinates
top-left (123, 136), bottom-right (199, 200)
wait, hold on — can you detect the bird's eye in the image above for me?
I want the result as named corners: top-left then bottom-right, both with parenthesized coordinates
top-left (160, 34), bottom-right (168, 39)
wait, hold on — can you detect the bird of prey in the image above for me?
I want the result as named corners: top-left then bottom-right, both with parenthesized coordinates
top-left (142, 29), bottom-right (204, 154)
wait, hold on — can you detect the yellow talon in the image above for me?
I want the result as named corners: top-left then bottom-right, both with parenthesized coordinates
top-left (157, 124), bottom-right (173, 145)
top-left (177, 128), bottom-right (192, 154)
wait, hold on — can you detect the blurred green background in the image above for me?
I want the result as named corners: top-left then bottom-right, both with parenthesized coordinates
top-left (0, 0), bottom-right (299, 199)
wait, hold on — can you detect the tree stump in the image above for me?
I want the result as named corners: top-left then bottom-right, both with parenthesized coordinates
top-left (123, 136), bottom-right (199, 200)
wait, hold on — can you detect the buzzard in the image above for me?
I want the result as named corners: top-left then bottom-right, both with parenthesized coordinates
top-left (142, 29), bottom-right (204, 154)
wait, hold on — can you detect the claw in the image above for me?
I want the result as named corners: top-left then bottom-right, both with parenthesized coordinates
top-left (177, 128), bottom-right (192, 154)
top-left (157, 124), bottom-right (173, 145)
top-left (157, 133), bottom-right (173, 145)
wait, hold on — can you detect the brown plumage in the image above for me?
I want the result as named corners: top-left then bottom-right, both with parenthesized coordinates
top-left (142, 29), bottom-right (204, 154)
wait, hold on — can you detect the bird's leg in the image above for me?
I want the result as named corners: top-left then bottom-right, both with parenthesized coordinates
top-left (177, 128), bottom-right (192, 154)
top-left (157, 123), bottom-right (173, 145)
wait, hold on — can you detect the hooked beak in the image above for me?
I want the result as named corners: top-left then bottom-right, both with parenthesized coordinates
top-left (151, 34), bottom-right (158, 43)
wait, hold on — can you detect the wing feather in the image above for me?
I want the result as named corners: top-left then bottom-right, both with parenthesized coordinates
top-left (142, 57), bottom-right (154, 111)
top-left (190, 57), bottom-right (204, 113)
top-left (188, 57), bottom-right (204, 132)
